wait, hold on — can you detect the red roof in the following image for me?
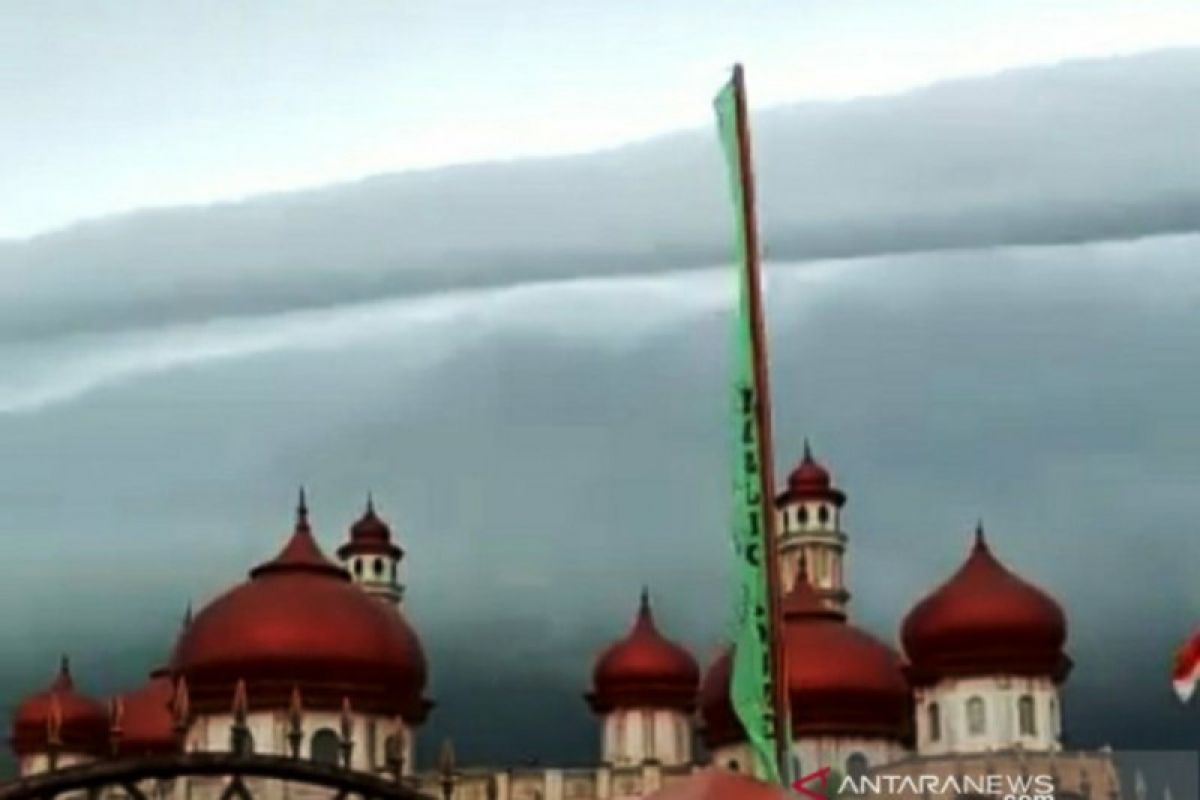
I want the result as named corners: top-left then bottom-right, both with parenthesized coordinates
top-left (778, 441), bottom-right (846, 507)
top-left (113, 669), bottom-right (178, 757)
top-left (700, 572), bottom-right (910, 748)
top-left (336, 496), bottom-right (403, 560)
top-left (11, 658), bottom-right (108, 758)
top-left (172, 494), bottom-right (431, 722)
top-left (587, 590), bottom-right (699, 713)
top-left (901, 524), bottom-right (1070, 684)
top-left (644, 769), bottom-right (792, 800)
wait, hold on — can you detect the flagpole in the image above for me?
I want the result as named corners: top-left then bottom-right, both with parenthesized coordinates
top-left (729, 62), bottom-right (792, 783)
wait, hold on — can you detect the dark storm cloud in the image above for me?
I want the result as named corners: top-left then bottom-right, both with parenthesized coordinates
top-left (1, 49), bottom-right (1199, 342)
top-left (2, 233), bottom-right (1200, 770)
top-left (2, 49), bottom-right (1199, 773)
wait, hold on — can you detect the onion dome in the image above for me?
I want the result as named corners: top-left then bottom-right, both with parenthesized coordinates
top-left (901, 523), bottom-right (1070, 685)
top-left (172, 491), bottom-right (431, 722)
top-left (586, 589), bottom-right (699, 714)
top-left (700, 571), bottom-right (910, 748)
top-left (113, 668), bottom-right (178, 756)
top-left (336, 494), bottom-right (403, 560)
top-left (11, 657), bottom-right (108, 758)
top-left (643, 769), bottom-right (793, 800)
top-left (778, 441), bottom-right (846, 507)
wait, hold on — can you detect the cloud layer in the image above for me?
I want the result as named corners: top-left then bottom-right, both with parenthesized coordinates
top-left (1, 50), bottom-right (1199, 771)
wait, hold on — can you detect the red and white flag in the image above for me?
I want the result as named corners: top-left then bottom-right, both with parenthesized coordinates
top-left (1172, 632), bottom-right (1200, 703)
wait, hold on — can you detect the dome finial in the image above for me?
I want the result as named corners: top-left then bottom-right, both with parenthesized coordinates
top-left (296, 487), bottom-right (309, 526)
top-left (803, 438), bottom-right (814, 462)
top-left (640, 584), bottom-right (650, 610)
top-left (366, 491), bottom-right (375, 515)
top-left (974, 519), bottom-right (987, 550)
top-left (59, 653), bottom-right (70, 677)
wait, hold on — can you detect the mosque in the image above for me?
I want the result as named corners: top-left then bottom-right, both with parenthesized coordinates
top-left (7, 445), bottom-right (1122, 799)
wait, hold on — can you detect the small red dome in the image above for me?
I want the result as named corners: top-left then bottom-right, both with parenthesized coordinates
top-left (113, 669), bottom-right (178, 756)
top-left (11, 658), bottom-right (108, 758)
top-left (779, 441), bottom-right (845, 507)
top-left (700, 574), bottom-right (910, 748)
top-left (587, 590), bottom-right (699, 713)
top-left (173, 494), bottom-right (431, 723)
top-left (901, 524), bottom-right (1070, 685)
top-left (337, 495), bottom-right (403, 560)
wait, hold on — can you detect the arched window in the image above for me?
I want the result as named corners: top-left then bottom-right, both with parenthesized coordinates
top-left (928, 702), bottom-right (941, 741)
top-left (966, 696), bottom-right (986, 735)
top-left (797, 506), bottom-right (809, 526)
top-left (846, 752), bottom-right (868, 779)
top-left (373, 558), bottom-right (384, 577)
top-left (311, 728), bottom-right (341, 765)
top-left (353, 559), bottom-right (363, 577)
top-left (727, 759), bottom-right (740, 772)
top-left (1018, 695), bottom-right (1037, 736)
top-left (817, 505), bottom-right (829, 524)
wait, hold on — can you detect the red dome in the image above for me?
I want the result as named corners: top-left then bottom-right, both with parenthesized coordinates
top-left (901, 524), bottom-right (1070, 685)
top-left (172, 495), bottom-right (431, 723)
top-left (12, 658), bottom-right (108, 758)
top-left (700, 574), bottom-right (910, 748)
top-left (113, 669), bottom-right (178, 756)
top-left (587, 590), bottom-right (699, 713)
top-left (779, 441), bottom-right (845, 507)
top-left (337, 496), bottom-right (403, 560)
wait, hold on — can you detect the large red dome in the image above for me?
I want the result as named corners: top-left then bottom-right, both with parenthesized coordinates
top-left (901, 525), bottom-right (1070, 685)
top-left (11, 658), bottom-right (108, 758)
top-left (172, 496), bottom-right (431, 723)
top-left (113, 669), bottom-right (177, 757)
top-left (700, 574), bottom-right (910, 748)
top-left (587, 590), bottom-right (699, 713)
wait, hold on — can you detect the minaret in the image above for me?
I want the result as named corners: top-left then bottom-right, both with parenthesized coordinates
top-left (775, 441), bottom-right (849, 612)
top-left (337, 494), bottom-right (405, 604)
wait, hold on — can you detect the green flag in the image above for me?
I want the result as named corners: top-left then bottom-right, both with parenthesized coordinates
top-left (713, 72), bottom-right (788, 786)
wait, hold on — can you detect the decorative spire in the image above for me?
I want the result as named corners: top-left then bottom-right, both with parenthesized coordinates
top-left (232, 678), bottom-right (248, 723)
top-left (287, 686), bottom-right (304, 759)
top-left (439, 738), bottom-right (458, 800)
top-left (973, 519), bottom-right (988, 551)
top-left (296, 487), bottom-right (310, 528)
top-left (231, 679), bottom-right (251, 756)
top-left (339, 697), bottom-right (354, 768)
top-left (171, 676), bottom-right (190, 739)
top-left (366, 491), bottom-right (375, 516)
top-left (182, 602), bottom-right (193, 630)
top-left (802, 438), bottom-right (814, 462)
top-left (639, 585), bottom-right (650, 613)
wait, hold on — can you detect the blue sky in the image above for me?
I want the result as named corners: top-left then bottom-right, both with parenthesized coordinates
top-left (2, 0), bottom-right (1198, 238)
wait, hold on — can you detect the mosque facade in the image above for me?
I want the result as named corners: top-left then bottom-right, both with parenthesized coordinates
top-left (8, 447), bottom-right (1121, 799)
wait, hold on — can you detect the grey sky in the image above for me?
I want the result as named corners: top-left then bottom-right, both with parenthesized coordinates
top-left (2, 5), bottom-right (1200, 773)
top-left (2, 0), bottom-right (1199, 238)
